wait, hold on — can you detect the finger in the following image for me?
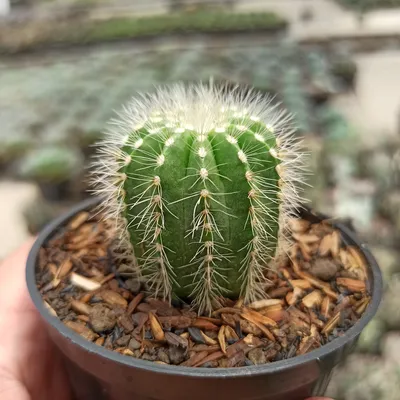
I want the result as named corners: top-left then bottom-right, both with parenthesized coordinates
top-left (0, 375), bottom-right (30, 400)
top-left (0, 239), bottom-right (41, 363)
top-left (0, 238), bottom-right (36, 313)
top-left (0, 238), bottom-right (73, 400)
top-left (0, 238), bottom-right (35, 276)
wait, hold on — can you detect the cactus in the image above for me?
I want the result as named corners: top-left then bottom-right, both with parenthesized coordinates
top-left (92, 83), bottom-right (305, 315)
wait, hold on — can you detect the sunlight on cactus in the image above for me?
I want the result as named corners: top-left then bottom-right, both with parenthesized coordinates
top-left (91, 82), bottom-right (306, 315)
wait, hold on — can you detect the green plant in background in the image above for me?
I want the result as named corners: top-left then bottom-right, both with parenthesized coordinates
top-left (19, 146), bottom-right (83, 183)
top-left (92, 83), bottom-right (306, 314)
top-left (169, 0), bottom-right (234, 13)
top-left (316, 106), bottom-right (358, 187)
top-left (282, 68), bottom-right (311, 133)
top-left (331, 57), bottom-right (357, 88)
top-left (337, 0), bottom-right (399, 11)
top-left (0, 133), bottom-right (34, 164)
top-left (72, 125), bottom-right (104, 149)
top-left (307, 51), bottom-right (335, 94)
top-left (318, 105), bottom-right (354, 144)
top-left (0, 10), bottom-right (287, 54)
top-left (81, 12), bottom-right (287, 44)
top-left (250, 49), bottom-right (274, 92)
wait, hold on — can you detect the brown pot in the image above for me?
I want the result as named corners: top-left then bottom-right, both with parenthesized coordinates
top-left (26, 197), bottom-right (382, 400)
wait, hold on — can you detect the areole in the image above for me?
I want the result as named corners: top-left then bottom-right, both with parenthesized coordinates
top-left (26, 197), bottom-right (382, 400)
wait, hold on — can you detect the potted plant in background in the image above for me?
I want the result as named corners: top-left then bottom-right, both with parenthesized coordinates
top-left (26, 83), bottom-right (382, 400)
top-left (330, 58), bottom-right (358, 89)
top-left (0, 132), bottom-right (33, 174)
top-left (18, 145), bottom-right (84, 202)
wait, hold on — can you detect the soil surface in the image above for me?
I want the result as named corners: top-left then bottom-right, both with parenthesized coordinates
top-left (36, 209), bottom-right (370, 368)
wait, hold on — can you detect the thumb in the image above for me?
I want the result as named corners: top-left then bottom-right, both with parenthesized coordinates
top-left (0, 238), bottom-right (36, 312)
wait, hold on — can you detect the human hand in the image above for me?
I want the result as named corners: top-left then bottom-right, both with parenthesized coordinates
top-left (0, 240), bottom-right (72, 400)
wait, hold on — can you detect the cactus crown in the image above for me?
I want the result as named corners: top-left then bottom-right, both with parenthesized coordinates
top-left (92, 83), bottom-right (306, 315)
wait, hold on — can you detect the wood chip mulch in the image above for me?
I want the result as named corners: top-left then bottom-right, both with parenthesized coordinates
top-left (36, 210), bottom-right (371, 368)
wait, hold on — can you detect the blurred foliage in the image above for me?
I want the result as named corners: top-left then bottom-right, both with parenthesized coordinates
top-left (308, 51), bottom-right (336, 93)
top-left (317, 106), bottom-right (358, 155)
top-left (318, 106), bottom-right (351, 140)
top-left (331, 58), bottom-right (358, 88)
top-left (0, 11), bottom-right (287, 53)
top-left (18, 146), bottom-right (83, 183)
top-left (0, 42), bottom-right (355, 199)
top-left (282, 67), bottom-right (312, 133)
top-left (169, 0), bottom-right (235, 13)
top-left (0, 133), bottom-right (34, 164)
top-left (82, 12), bottom-right (287, 42)
top-left (337, 0), bottom-right (400, 10)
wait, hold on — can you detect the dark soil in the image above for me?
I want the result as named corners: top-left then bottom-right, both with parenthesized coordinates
top-left (36, 210), bottom-right (371, 368)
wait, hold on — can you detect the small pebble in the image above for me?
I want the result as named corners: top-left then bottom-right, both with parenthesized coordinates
top-left (168, 346), bottom-right (186, 365)
top-left (128, 338), bottom-right (141, 351)
top-left (265, 347), bottom-right (279, 361)
top-left (115, 334), bottom-right (131, 347)
top-left (201, 361), bottom-right (219, 368)
top-left (218, 358), bottom-right (229, 368)
top-left (141, 353), bottom-right (157, 362)
top-left (247, 348), bottom-right (266, 365)
top-left (124, 278), bottom-right (141, 293)
top-left (244, 358), bottom-right (254, 366)
top-left (309, 259), bottom-right (338, 281)
top-left (112, 326), bottom-right (123, 342)
top-left (89, 304), bottom-right (117, 333)
top-left (144, 330), bottom-right (153, 340)
top-left (133, 349), bottom-right (141, 358)
top-left (157, 348), bottom-right (170, 364)
top-left (286, 345), bottom-right (297, 359)
top-left (104, 336), bottom-right (113, 349)
top-left (147, 347), bottom-right (157, 356)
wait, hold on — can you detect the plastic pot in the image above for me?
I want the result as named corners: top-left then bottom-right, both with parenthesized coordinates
top-left (26, 197), bottom-right (382, 400)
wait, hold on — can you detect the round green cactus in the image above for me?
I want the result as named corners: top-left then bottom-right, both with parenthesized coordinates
top-left (92, 83), bottom-right (305, 314)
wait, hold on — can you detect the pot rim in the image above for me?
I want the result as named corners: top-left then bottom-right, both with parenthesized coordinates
top-left (26, 197), bottom-right (382, 378)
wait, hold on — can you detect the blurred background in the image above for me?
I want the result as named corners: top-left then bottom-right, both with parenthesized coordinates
top-left (1, 0), bottom-right (400, 398)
